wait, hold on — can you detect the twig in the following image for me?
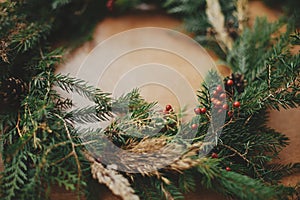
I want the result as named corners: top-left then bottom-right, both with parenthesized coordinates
top-left (267, 64), bottom-right (271, 93)
top-left (220, 143), bottom-right (264, 180)
top-left (25, 104), bottom-right (39, 149)
top-left (54, 113), bottom-right (82, 192)
top-left (16, 112), bottom-right (22, 137)
top-left (51, 151), bottom-right (73, 166)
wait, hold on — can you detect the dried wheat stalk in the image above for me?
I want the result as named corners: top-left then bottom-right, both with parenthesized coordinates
top-left (236, 0), bottom-right (249, 32)
top-left (206, 0), bottom-right (234, 51)
top-left (86, 136), bottom-right (204, 176)
top-left (84, 136), bottom-right (205, 199)
top-left (166, 141), bottom-right (203, 172)
top-left (89, 157), bottom-right (140, 200)
top-left (113, 137), bottom-right (203, 175)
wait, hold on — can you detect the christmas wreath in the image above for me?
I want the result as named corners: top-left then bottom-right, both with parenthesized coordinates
top-left (0, 0), bottom-right (300, 200)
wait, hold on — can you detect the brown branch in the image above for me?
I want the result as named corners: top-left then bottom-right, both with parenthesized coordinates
top-left (16, 112), bottom-right (22, 137)
top-left (54, 113), bottom-right (82, 192)
top-left (220, 143), bottom-right (264, 180)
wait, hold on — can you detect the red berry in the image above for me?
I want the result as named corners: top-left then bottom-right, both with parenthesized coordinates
top-left (227, 111), bottom-right (234, 117)
top-left (216, 85), bottom-right (223, 93)
top-left (194, 107), bottom-right (201, 115)
top-left (233, 101), bottom-right (241, 108)
top-left (219, 93), bottom-right (226, 99)
top-left (226, 167), bottom-right (231, 171)
top-left (222, 104), bottom-right (229, 110)
top-left (166, 104), bottom-right (173, 111)
top-left (200, 107), bottom-right (207, 114)
top-left (191, 124), bottom-right (198, 130)
top-left (227, 79), bottom-right (234, 86)
top-left (211, 153), bottom-right (218, 159)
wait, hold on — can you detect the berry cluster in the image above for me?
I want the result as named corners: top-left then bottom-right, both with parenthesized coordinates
top-left (211, 85), bottom-right (228, 112)
top-left (194, 107), bottom-right (206, 115)
top-left (210, 84), bottom-right (241, 117)
top-left (192, 106), bottom-right (207, 130)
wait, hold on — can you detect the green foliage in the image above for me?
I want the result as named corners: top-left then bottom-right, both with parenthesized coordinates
top-left (226, 18), bottom-right (300, 111)
top-left (178, 170), bottom-right (196, 193)
top-left (11, 23), bottom-right (51, 53)
top-left (0, 1), bottom-right (300, 200)
top-left (163, 0), bottom-right (239, 59)
top-left (163, 0), bottom-right (209, 35)
top-left (227, 17), bottom-right (285, 79)
top-left (0, 48), bottom-right (90, 199)
top-left (1, 152), bottom-right (29, 200)
top-left (134, 176), bottom-right (184, 200)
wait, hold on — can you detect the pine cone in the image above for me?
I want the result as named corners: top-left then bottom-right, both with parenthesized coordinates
top-left (0, 77), bottom-right (27, 110)
top-left (225, 73), bottom-right (247, 95)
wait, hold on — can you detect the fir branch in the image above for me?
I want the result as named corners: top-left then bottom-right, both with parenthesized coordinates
top-left (178, 170), bottom-right (196, 193)
top-left (264, 163), bottom-right (300, 183)
top-left (11, 22), bottom-right (51, 53)
top-left (1, 152), bottom-right (29, 200)
top-left (195, 159), bottom-right (294, 200)
top-left (54, 74), bottom-right (111, 106)
top-left (48, 164), bottom-right (79, 191)
top-left (227, 17), bottom-right (285, 77)
top-left (64, 105), bottom-right (112, 124)
top-left (217, 170), bottom-right (292, 200)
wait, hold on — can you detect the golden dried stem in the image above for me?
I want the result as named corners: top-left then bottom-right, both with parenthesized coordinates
top-left (236, 0), bottom-right (249, 32)
top-left (206, 0), bottom-right (234, 51)
top-left (85, 152), bottom-right (140, 200)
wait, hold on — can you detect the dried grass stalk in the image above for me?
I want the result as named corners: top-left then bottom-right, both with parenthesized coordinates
top-left (166, 141), bottom-right (203, 172)
top-left (116, 137), bottom-right (203, 175)
top-left (116, 137), bottom-right (184, 175)
top-left (85, 135), bottom-right (204, 192)
top-left (161, 183), bottom-right (174, 200)
top-left (206, 0), bottom-right (233, 51)
top-left (90, 161), bottom-right (140, 200)
top-left (236, 0), bottom-right (249, 32)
